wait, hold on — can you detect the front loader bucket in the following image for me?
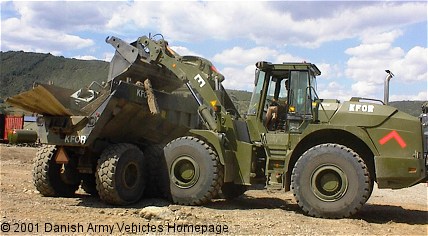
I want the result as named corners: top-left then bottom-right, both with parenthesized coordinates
top-left (106, 36), bottom-right (183, 92)
top-left (6, 84), bottom-right (80, 116)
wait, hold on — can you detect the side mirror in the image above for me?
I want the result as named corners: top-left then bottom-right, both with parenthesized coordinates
top-left (312, 99), bottom-right (321, 122)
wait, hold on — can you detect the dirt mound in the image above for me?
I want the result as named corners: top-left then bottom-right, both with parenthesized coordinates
top-left (1, 145), bottom-right (427, 235)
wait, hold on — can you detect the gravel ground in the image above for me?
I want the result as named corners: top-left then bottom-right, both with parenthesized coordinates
top-left (0, 145), bottom-right (427, 235)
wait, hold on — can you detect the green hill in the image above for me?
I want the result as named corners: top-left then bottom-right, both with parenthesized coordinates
top-left (0, 51), bottom-right (109, 98)
top-left (389, 101), bottom-right (425, 117)
top-left (0, 51), bottom-right (425, 117)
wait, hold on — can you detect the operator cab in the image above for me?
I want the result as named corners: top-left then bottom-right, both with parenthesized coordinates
top-left (248, 61), bottom-right (321, 133)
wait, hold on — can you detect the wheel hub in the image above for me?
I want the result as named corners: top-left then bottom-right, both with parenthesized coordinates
top-left (171, 156), bottom-right (200, 189)
top-left (311, 164), bottom-right (348, 201)
top-left (122, 162), bottom-right (139, 189)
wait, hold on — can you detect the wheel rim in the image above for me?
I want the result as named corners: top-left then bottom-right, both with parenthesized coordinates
top-left (122, 162), bottom-right (139, 189)
top-left (171, 156), bottom-right (200, 189)
top-left (311, 164), bottom-right (348, 201)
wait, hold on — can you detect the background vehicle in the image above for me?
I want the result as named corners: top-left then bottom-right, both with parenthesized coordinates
top-left (7, 34), bottom-right (427, 218)
top-left (0, 114), bottom-right (23, 142)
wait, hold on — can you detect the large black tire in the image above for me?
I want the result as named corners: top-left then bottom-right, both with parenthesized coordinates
top-left (143, 144), bottom-right (169, 198)
top-left (95, 143), bottom-right (146, 205)
top-left (291, 143), bottom-right (371, 218)
top-left (163, 136), bottom-right (224, 205)
top-left (221, 183), bottom-right (247, 200)
top-left (32, 145), bottom-right (79, 197)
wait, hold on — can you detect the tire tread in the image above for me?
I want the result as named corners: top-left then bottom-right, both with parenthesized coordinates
top-left (164, 136), bottom-right (224, 205)
top-left (32, 145), bottom-right (79, 197)
top-left (291, 143), bottom-right (370, 218)
top-left (95, 143), bottom-right (145, 205)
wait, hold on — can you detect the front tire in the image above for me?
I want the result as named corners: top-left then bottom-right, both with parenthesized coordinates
top-left (95, 143), bottom-right (146, 205)
top-left (32, 145), bottom-right (79, 197)
top-left (163, 136), bottom-right (224, 205)
top-left (291, 143), bottom-right (371, 218)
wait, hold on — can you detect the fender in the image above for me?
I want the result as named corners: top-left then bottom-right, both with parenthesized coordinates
top-left (190, 129), bottom-right (241, 183)
top-left (329, 101), bottom-right (397, 127)
top-left (189, 129), bottom-right (226, 165)
top-left (299, 124), bottom-right (380, 156)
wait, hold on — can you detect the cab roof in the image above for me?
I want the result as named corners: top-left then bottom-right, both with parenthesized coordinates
top-left (255, 61), bottom-right (321, 76)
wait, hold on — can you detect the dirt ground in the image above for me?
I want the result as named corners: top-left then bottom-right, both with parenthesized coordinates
top-left (0, 145), bottom-right (427, 235)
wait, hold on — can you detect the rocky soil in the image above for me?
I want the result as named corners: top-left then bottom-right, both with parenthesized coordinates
top-left (0, 145), bottom-right (427, 235)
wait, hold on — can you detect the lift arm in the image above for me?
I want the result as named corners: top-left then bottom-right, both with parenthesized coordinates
top-left (106, 35), bottom-right (240, 132)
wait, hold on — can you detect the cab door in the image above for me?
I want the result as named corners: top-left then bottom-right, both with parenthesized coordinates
top-left (260, 72), bottom-right (291, 188)
top-left (262, 74), bottom-right (290, 159)
top-left (261, 70), bottom-right (314, 188)
top-left (245, 68), bottom-right (291, 163)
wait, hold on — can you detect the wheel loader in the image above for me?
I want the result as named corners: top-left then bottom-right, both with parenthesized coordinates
top-left (7, 34), bottom-right (427, 218)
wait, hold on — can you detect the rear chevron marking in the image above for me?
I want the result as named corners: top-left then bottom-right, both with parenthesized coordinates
top-left (379, 130), bottom-right (407, 148)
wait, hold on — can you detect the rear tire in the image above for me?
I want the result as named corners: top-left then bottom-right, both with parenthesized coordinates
top-left (163, 136), bottom-right (224, 205)
top-left (143, 144), bottom-right (169, 198)
top-left (291, 143), bottom-right (371, 218)
top-left (95, 143), bottom-right (146, 205)
top-left (32, 145), bottom-right (79, 197)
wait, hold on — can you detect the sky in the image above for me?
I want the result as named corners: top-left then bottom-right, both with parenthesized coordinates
top-left (1, 0), bottom-right (427, 102)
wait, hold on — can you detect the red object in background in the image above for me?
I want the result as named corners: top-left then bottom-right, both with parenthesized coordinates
top-left (3, 116), bottom-right (24, 140)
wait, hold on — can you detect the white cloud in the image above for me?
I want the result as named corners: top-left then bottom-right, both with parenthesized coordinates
top-left (274, 53), bottom-right (305, 64)
top-left (0, 1), bottom-right (119, 55)
top-left (221, 65), bottom-right (256, 91)
top-left (390, 91), bottom-right (427, 102)
top-left (97, 1), bottom-right (427, 48)
top-left (2, 1), bottom-right (426, 54)
top-left (107, 10), bottom-right (134, 30)
top-left (85, 52), bottom-right (118, 62)
top-left (212, 46), bottom-right (306, 91)
top-left (360, 30), bottom-right (403, 44)
top-left (317, 81), bottom-right (351, 102)
top-left (316, 63), bottom-right (343, 80)
top-left (1, 11), bottom-right (94, 53)
top-left (11, 1), bottom-right (113, 32)
top-left (392, 46), bottom-right (427, 82)
top-left (345, 30), bottom-right (427, 99)
top-left (345, 43), bottom-right (404, 60)
top-left (169, 46), bottom-right (201, 57)
top-left (351, 81), bottom-right (381, 98)
top-left (1, 0), bottom-right (425, 102)
top-left (102, 52), bottom-right (114, 62)
top-left (213, 47), bottom-right (277, 66)
top-left (212, 46), bottom-right (304, 67)
top-left (73, 55), bottom-right (98, 61)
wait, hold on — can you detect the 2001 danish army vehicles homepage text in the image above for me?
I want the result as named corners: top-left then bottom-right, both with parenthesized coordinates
top-left (7, 34), bottom-right (427, 219)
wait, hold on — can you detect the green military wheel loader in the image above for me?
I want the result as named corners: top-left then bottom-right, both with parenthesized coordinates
top-left (7, 34), bottom-right (427, 218)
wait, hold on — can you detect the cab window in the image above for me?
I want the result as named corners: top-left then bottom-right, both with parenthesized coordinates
top-left (289, 71), bottom-right (311, 115)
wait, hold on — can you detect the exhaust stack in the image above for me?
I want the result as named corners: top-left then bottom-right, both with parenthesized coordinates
top-left (384, 70), bottom-right (394, 105)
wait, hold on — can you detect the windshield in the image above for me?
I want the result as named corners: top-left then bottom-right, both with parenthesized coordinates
top-left (248, 70), bottom-right (265, 115)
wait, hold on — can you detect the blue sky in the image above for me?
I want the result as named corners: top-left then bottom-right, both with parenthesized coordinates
top-left (1, 0), bottom-right (427, 102)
